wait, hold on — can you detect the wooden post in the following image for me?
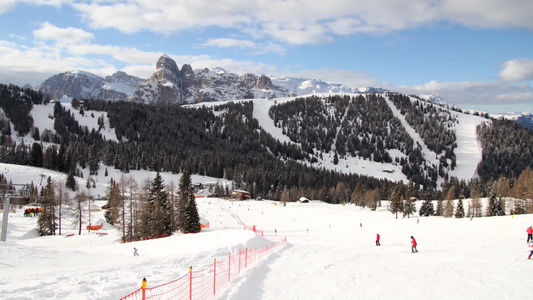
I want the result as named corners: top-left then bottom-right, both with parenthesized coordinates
top-left (213, 259), bottom-right (216, 296)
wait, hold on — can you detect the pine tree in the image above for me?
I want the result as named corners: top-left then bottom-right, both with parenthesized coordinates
top-left (487, 195), bottom-right (497, 217)
top-left (419, 199), bottom-right (434, 216)
top-left (66, 170), bottom-right (76, 191)
top-left (178, 170), bottom-right (199, 232)
top-left (150, 172), bottom-right (171, 235)
top-left (38, 177), bottom-right (57, 236)
top-left (183, 193), bottom-right (201, 233)
top-left (455, 197), bottom-right (465, 218)
top-left (105, 178), bottom-right (121, 226)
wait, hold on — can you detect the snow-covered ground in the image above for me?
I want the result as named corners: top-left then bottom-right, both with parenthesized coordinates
top-left (0, 163), bottom-right (531, 300)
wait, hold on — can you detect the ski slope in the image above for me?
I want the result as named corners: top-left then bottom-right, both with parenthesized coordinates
top-left (1, 180), bottom-right (532, 299)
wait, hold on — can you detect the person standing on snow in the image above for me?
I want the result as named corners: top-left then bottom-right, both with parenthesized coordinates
top-left (528, 240), bottom-right (533, 259)
top-left (411, 236), bottom-right (418, 253)
top-left (134, 247), bottom-right (139, 256)
top-left (376, 233), bottom-right (381, 246)
top-left (527, 226), bottom-right (533, 243)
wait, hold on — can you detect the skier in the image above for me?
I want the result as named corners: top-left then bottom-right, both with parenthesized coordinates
top-left (528, 240), bottom-right (533, 259)
top-left (411, 236), bottom-right (418, 253)
top-left (376, 233), bottom-right (381, 246)
top-left (134, 247), bottom-right (139, 256)
top-left (527, 226), bottom-right (533, 243)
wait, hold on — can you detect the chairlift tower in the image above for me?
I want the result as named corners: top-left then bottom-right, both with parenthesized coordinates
top-left (1, 183), bottom-right (31, 242)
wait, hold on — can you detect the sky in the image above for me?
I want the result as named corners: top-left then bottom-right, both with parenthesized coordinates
top-left (0, 0), bottom-right (532, 114)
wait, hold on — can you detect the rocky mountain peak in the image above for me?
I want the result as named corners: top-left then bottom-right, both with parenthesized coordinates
top-left (256, 75), bottom-right (273, 90)
top-left (129, 55), bottom-right (183, 105)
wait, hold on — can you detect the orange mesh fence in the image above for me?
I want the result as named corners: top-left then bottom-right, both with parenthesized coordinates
top-left (120, 238), bottom-right (287, 300)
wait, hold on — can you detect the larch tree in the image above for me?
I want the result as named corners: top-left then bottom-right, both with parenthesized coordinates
top-left (351, 183), bottom-right (364, 207)
top-left (72, 190), bottom-right (88, 235)
top-left (55, 179), bottom-right (68, 235)
top-left (280, 186), bottom-right (290, 206)
top-left (389, 182), bottom-right (404, 219)
top-left (443, 188), bottom-right (455, 218)
top-left (402, 198), bottom-right (416, 218)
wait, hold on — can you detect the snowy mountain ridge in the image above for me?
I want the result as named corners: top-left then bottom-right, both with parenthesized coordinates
top-left (37, 70), bottom-right (143, 101)
top-left (36, 55), bottom-right (389, 105)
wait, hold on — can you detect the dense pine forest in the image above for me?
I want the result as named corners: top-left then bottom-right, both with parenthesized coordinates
top-left (0, 83), bottom-right (532, 208)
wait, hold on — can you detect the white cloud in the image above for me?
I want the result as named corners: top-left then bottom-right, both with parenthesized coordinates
top-left (5, 0), bottom-right (533, 48)
top-left (202, 38), bottom-right (285, 55)
top-left (439, 0), bottom-right (533, 30)
top-left (278, 68), bottom-right (381, 89)
top-left (395, 79), bottom-right (533, 111)
top-left (33, 22), bottom-right (94, 45)
top-left (202, 38), bottom-right (258, 49)
top-left (499, 58), bottom-right (533, 82)
top-left (0, 0), bottom-right (15, 13)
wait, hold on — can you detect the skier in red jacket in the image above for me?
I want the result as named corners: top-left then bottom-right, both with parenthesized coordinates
top-left (376, 233), bottom-right (380, 246)
top-left (527, 226), bottom-right (533, 243)
top-left (411, 236), bottom-right (418, 253)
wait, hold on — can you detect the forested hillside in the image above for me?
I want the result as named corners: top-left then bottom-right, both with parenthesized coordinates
top-left (0, 83), bottom-right (531, 203)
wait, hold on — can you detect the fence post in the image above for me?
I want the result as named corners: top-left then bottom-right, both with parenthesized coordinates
top-left (228, 253), bottom-right (231, 282)
top-left (245, 247), bottom-right (248, 268)
top-left (213, 259), bottom-right (216, 296)
top-left (189, 267), bottom-right (192, 300)
top-left (141, 278), bottom-right (147, 300)
top-left (239, 249), bottom-right (241, 274)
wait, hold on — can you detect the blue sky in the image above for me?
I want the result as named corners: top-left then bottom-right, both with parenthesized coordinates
top-left (0, 0), bottom-right (532, 114)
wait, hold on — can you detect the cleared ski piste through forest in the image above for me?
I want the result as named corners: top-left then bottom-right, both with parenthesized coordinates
top-left (1, 193), bottom-right (532, 299)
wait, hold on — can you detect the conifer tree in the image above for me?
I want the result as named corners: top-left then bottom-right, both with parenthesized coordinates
top-left (487, 195), bottom-right (497, 217)
top-left (149, 172), bottom-right (171, 235)
top-left (105, 178), bottom-right (121, 226)
top-left (183, 191), bottom-right (201, 233)
top-left (455, 197), bottom-right (465, 218)
top-left (178, 170), bottom-right (200, 233)
top-left (66, 170), bottom-right (76, 191)
top-left (419, 199), bottom-right (434, 216)
top-left (38, 177), bottom-right (57, 236)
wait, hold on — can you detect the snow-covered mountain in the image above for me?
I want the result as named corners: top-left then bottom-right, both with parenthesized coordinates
top-left (37, 55), bottom-right (388, 105)
top-left (37, 70), bottom-right (143, 101)
top-left (517, 114), bottom-right (533, 130)
top-left (130, 55), bottom-right (390, 105)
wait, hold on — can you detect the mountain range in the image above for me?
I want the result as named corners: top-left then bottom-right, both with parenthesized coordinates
top-left (30, 54), bottom-right (533, 130)
top-left (36, 54), bottom-right (387, 105)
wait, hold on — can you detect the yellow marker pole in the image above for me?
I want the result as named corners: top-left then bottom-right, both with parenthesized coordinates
top-left (141, 278), bottom-right (147, 300)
